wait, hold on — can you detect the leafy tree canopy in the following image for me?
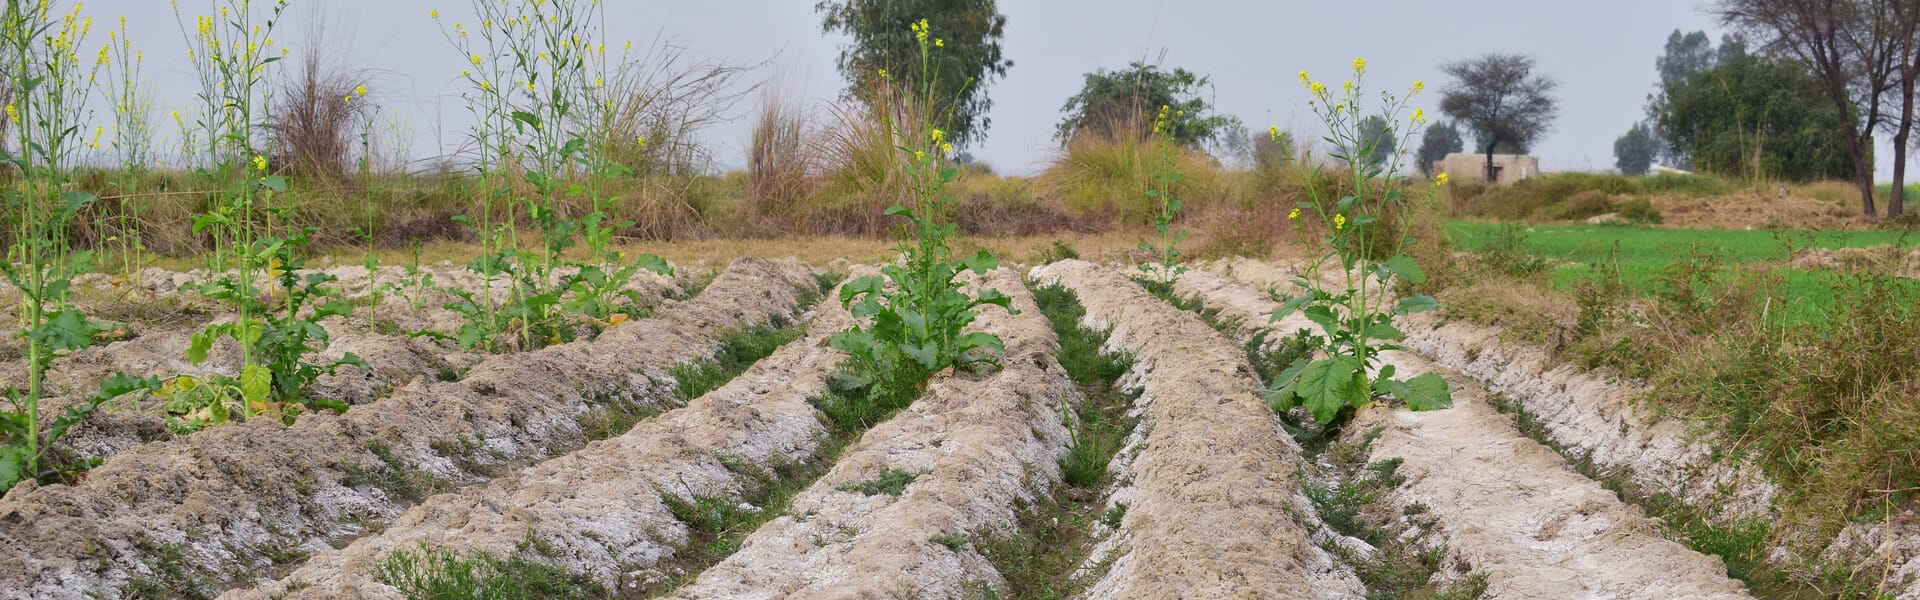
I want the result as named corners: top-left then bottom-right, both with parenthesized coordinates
top-left (1416, 121), bottom-right (1464, 176)
top-left (1656, 57), bottom-right (1852, 182)
top-left (1614, 122), bottom-right (1658, 175)
top-left (1055, 62), bottom-right (1239, 148)
top-left (818, 0), bottom-right (1011, 148)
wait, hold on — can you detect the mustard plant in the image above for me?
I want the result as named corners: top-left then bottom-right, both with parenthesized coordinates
top-left (166, 0), bottom-right (364, 425)
top-left (1266, 59), bottom-right (1453, 427)
top-left (434, 1), bottom-right (668, 352)
top-left (100, 15), bottom-right (158, 282)
top-left (1137, 104), bottom-right (1189, 285)
top-left (0, 0), bottom-right (160, 491)
top-left (831, 20), bottom-right (1014, 395)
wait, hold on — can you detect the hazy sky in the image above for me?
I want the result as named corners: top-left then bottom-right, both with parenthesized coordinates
top-left (94, 0), bottom-right (1907, 179)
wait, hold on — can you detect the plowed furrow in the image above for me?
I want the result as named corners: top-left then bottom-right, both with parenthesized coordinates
top-left (1029, 259), bottom-right (1360, 600)
top-left (672, 268), bottom-right (1074, 599)
top-left (1170, 266), bottom-right (1755, 599)
top-left (225, 269), bottom-right (856, 599)
top-left (0, 257), bottom-right (815, 600)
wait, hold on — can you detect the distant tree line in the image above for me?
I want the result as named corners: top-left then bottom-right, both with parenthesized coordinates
top-left (1605, 1), bottom-right (1920, 218)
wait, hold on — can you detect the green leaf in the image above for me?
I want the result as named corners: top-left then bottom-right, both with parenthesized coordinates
top-left (1396, 372), bottom-right (1453, 411)
top-left (511, 110), bottom-right (541, 130)
top-left (1381, 255), bottom-right (1427, 284)
top-left (960, 250), bottom-right (998, 274)
top-left (29, 310), bottom-right (97, 351)
top-left (240, 366), bottom-right (273, 407)
top-left (187, 328), bottom-right (217, 364)
top-left (1395, 294), bottom-right (1440, 315)
top-left (632, 253), bottom-right (672, 276)
top-left (1296, 357), bottom-right (1362, 426)
top-left (0, 446), bottom-right (27, 493)
top-left (1272, 293), bottom-right (1313, 320)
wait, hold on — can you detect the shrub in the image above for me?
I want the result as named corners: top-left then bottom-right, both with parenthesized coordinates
top-left (1618, 197), bottom-right (1663, 224)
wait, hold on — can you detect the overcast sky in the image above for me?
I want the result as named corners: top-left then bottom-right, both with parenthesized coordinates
top-left (94, 0), bottom-right (1911, 180)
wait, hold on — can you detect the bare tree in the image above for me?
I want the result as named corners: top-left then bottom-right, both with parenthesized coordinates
top-left (1882, 1), bottom-right (1920, 217)
top-left (1716, 0), bottom-right (1901, 216)
top-left (1438, 54), bottom-right (1559, 183)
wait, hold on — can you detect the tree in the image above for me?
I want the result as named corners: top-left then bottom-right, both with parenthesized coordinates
top-left (1880, 0), bottom-right (1920, 217)
top-left (1659, 30), bottom-right (1718, 88)
top-left (1716, 0), bottom-right (1900, 216)
top-left (1416, 120), bottom-right (1464, 176)
top-left (1054, 62), bottom-right (1239, 148)
top-left (1439, 54), bottom-right (1559, 182)
top-left (817, 0), bottom-right (1011, 148)
top-left (1614, 122), bottom-right (1659, 175)
top-left (1358, 115), bottom-right (1396, 170)
top-left (1649, 30), bottom-right (1746, 169)
top-left (1657, 57), bottom-right (1853, 182)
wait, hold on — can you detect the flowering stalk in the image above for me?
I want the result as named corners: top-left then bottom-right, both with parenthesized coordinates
top-left (1138, 103), bottom-right (1189, 285)
top-left (0, 0), bottom-right (159, 491)
top-left (1267, 58), bottom-right (1453, 427)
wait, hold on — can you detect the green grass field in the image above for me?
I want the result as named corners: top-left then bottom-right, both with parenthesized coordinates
top-left (1446, 221), bottom-right (1920, 325)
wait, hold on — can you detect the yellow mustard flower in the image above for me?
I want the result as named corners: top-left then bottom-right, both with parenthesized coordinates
top-left (1288, 208), bottom-right (1301, 220)
top-left (1413, 80), bottom-right (1425, 93)
top-left (940, 142), bottom-right (954, 155)
top-left (930, 128), bottom-right (945, 144)
top-left (935, 38), bottom-right (944, 48)
top-left (1298, 70), bottom-right (1310, 85)
top-left (1310, 81), bottom-right (1327, 96)
top-left (355, 85), bottom-right (367, 96)
top-left (914, 150), bottom-right (926, 162)
top-left (1411, 108), bottom-right (1425, 124)
top-left (1334, 213), bottom-right (1347, 230)
top-left (429, 9), bottom-right (439, 18)
top-left (252, 155), bottom-right (267, 171)
top-left (1436, 173), bottom-right (1450, 186)
top-left (4, 103), bottom-right (15, 124)
top-left (1269, 125), bottom-right (1279, 142)
top-left (1352, 57), bottom-right (1366, 74)
top-left (471, 54), bottom-right (483, 66)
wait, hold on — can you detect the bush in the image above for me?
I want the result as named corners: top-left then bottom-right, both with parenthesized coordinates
top-left (1618, 197), bottom-right (1663, 224)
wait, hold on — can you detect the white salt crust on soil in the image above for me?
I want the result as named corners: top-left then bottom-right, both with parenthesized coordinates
top-left (672, 268), bottom-right (1075, 600)
top-left (227, 268), bottom-right (863, 599)
top-left (0, 257), bottom-right (813, 600)
top-left (1171, 267), bottom-right (1754, 599)
top-left (1030, 259), bottom-right (1363, 600)
top-left (1, 261), bottom-right (692, 466)
top-left (1207, 257), bottom-right (1920, 595)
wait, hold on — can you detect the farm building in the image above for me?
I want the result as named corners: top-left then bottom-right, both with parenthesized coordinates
top-left (1433, 152), bottom-right (1540, 184)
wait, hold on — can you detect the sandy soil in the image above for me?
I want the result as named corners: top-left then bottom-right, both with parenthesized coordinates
top-left (1171, 267), bottom-right (1754, 599)
top-left (228, 267), bottom-right (860, 599)
top-left (1030, 259), bottom-right (1362, 600)
top-left (673, 268), bottom-right (1075, 599)
top-left (0, 257), bottom-right (815, 600)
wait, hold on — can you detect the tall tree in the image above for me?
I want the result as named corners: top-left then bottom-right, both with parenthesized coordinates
top-left (1649, 30), bottom-right (1743, 169)
top-left (1657, 57), bottom-right (1853, 182)
top-left (1660, 30), bottom-right (1718, 88)
top-left (1881, 1), bottom-right (1920, 217)
top-left (1416, 120), bottom-right (1464, 177)
top-left (818, 0), bottom-right (1011, 148)
top-left (1438, 54), bottom-right (1560, 182)
top-left (1614, 122), bottom-right (1659, 175)
top-left (1054, 62), bottom-right (1239, 148)
top-left (1716, 0), bottom-right (1901, 216)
